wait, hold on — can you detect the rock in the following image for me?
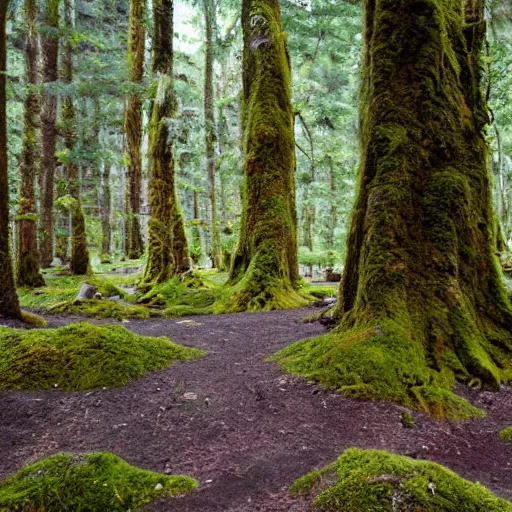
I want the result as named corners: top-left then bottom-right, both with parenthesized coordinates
top-left (76, 284), bottom-right (97, 300)
top-left (324, 297), bottom-right (337, 306)
top-left (94, 292), bottom-right (102, 300)
top-left (154, 483), bottom-right (163, 490)
top-left (107, 295), bottom-right (121, 301)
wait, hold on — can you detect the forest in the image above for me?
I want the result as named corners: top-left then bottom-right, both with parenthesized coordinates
top-left (1, 0), bottom-right (512, 510)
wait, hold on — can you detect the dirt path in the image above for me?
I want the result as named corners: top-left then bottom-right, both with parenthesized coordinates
top-left (2, 308), bottom-right (512, 511)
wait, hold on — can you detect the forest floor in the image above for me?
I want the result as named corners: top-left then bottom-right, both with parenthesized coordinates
top-left (2, 307), bottom-right (512, 511)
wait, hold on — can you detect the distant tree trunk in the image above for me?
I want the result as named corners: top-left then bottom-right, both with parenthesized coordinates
top-left (203, 0), bottom-right (223, 270)
top-left (326, 0), bottom-right (512, 414)
top-left (227, 0), bottom-right (305, 311)
top-left (63, 0), bottom-right (90, 275)
top-left (16, 0), bottom-right (45, 287)
top-left (124, 0), bottom-right (145, 260)
top-left (39, 0), bottom-right (60, 269)
top-left (326, 157), bottom-right (337, 250)
top-left (296, 113), bottom-right (315, 252)
top-left (144, 0), bottom-right (190, 284)
top-left (100, 162), bottom-right (112, 260)
top-left (0, 1), bottom-right (22, 319)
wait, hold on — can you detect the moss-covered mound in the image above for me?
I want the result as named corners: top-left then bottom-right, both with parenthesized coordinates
top-left (0, 323), bottom-right (203, 391)
top-left (0, 452), bottom-right (197, 511)
top-left (499, 426), bottom-right (512, 442)
top-left (290, 448), bottom-right (512, 511)
top-left (270, 320), bottom-right (487, 420)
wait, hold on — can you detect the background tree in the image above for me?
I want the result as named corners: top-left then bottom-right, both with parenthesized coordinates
top-left (124, 0), bottom-right (145, 260)
top-left (225, 0), bottom-right (307, 311)
top-left (203, 0), bottom-right (223, 270)
top-left (39, 0), bottom-right (60, 268)
top-left (144, 0), bottom-right (190, 283)
top-left (63, 0), bottom-right (90, 274)
top-left (16, 0), bottom-right (44, 287)
top-left (0, 0), bottom-right (21, 319)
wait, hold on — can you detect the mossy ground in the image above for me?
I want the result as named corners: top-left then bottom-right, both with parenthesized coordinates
top-left (0, 322), bottom-right (203, 391)
top-left (18, 275), bottom-right (154, 320)
top-left (0, 452), bottom-right (197, 512)
top-left (270, 319), bottom-right (488, 420)
top-left (499, 426), bottom-right (512, 441)
top-left (290, 448), bottom-right (512, 511)
top-left (139, 270), bottom-right (320, 316)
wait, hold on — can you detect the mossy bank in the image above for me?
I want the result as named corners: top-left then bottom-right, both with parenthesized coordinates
top-left (0, 322), bottom-right (203, 391)
top-left (291, 448), bottom-right (512, 511)
top-left (0, 452), bottom-right (197, 511)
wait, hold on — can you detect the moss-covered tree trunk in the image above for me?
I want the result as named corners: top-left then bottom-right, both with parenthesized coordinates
top-left (225, 0), bottom-right (305, 311)
top-left (124, 0), bottom-right (145, 260)
top-left (63, 0), bottom-right (90, 275)
top-left (16, 0), bottom-right (45, 288)
top-left (203, 0), bottom-right (223, 271)
top-left (39, 0), bottom-right (60, 269)
top-left (309, 0), bottom-right (512, 415)
top-left (0, 0), bottom-right (22, 319)
top-left (144, 0), bottom-right (190, 284)
top-left (100, 162), bottom-right (112, 261)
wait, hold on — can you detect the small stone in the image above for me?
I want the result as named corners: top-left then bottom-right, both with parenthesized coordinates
top-left (76, 284), bottom-right (96, 300)
top-left (154, 483), bottom-right (163, 490)
top-left (181, 392), bottom-right (198, 401)
top-left (205, 479), bottom-right (213, 483)
top-left (94, 292), bottom-right (102, 300)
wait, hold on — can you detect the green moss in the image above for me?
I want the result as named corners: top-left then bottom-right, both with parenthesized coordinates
top-left (270, 320), bottom-right (486, 420)
top-left (290, 448), bottom-right (512, 511)
top-left (20, 311), bottom-right (47, 328)
top-left (499, 426), bottom-right (512, 442)
top-left (0, 452), bottom-right (197, 511)
top-left (49, 299), bottom-right (154, 320)
top-left (0, 322), bottom-right (203, 391)
top-left (18, 275), bottom-right (140, 318)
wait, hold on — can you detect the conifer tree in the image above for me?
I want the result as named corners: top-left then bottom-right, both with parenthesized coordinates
top-left (226, 0), bottom-right (306, 311)
top-left (16, 0), bottom-right (45, 287)
top-left (144, 0), bottom-right (190, 283)
top-left (124, 0), bottom-right (145, 260)
top-left (0, 0), bottom-right (22, 319)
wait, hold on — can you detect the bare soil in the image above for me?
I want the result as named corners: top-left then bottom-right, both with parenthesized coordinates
top-left (2, 307), bottom-right (512, 511)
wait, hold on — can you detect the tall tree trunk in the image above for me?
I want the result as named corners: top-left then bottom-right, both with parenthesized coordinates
top-left (203, 0), bottom-right (223, 270)
top-left (16, 0), bottom-right (44, 287)
top-left (326, 155), bottom-right (336, 250)
top-left (227, 0), bottom-right (305, 311)
top-left (100, 162), bottom-right (112, 260)
top-left (0, 0), bottom-right (22, 319)
top-left (144, 0), bottom-right (190, 284)
top-left (63, 0), bottom-right (89, 275)
top-left (124, 0), bottom-right (145, 260)
top-left (39, 0), bottom-right (60, 269)
top-left (297, 113), bottom-right (315, 252)
top-left (277, 0), bottom-right (512, 419)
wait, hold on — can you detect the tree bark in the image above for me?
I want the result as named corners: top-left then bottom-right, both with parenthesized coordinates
top-left (310, 0), bottom-right (512, 416)
top-left (124, 0), bottom-right (145, 260)
top-left (144, 0), bottom-right (190, 284)
top-left (227, 0), bottom-right (305, 311)
top-left (203, 0), bottom-right (223, 270)
top-left (16, 0), bottom-right (45, 287)
top-left (63, 0), bottom-right (90, 275)
top-left (100, 162), bottom-right (112, 260)
top-left (0, 0), bottom-right (22, 319)
top-left (39, 0), bottom-right (60, 269)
